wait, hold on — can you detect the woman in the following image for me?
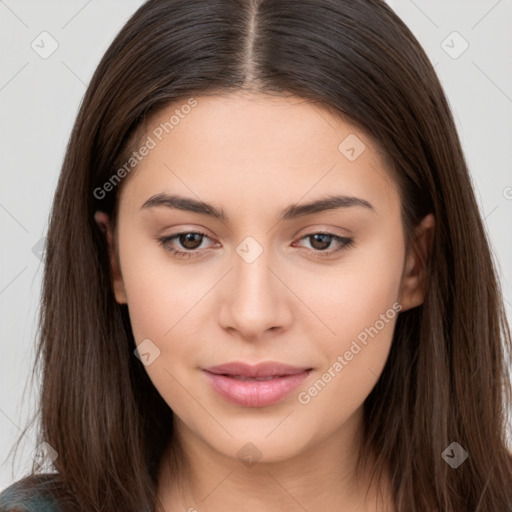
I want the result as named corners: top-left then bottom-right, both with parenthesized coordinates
top-left (1, 0), bottom-right (511, 510)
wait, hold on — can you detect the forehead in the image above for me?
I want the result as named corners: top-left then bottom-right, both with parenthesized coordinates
top-left (118, 92), bottom-right (400, 219)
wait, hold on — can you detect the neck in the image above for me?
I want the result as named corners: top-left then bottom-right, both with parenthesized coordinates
top-left (155, 408), bottom-right (395, 512)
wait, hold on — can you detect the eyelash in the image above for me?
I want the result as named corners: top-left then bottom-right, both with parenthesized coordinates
top-left (156, 231), bottom-right (354, 260)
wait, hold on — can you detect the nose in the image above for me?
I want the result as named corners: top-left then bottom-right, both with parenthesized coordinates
top-left (218, 242), bottom-right (293, 341)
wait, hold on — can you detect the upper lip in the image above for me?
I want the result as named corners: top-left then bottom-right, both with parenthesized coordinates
top-left (203, 361), bottom-right (312, 378)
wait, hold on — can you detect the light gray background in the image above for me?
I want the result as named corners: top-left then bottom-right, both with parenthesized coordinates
top-left (1, 0), bottom-right (511, 491)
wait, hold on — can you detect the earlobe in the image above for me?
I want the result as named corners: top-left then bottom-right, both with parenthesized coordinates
top-left (398, 213), bottom-right (435, 312)
top-left (94, 211), bottom-right (128, 304)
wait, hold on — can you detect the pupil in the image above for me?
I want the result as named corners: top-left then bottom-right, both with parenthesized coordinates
top-left (312, 234), bottom-right (331, 250)
top-left (181, 233), bottom-right (201, 249)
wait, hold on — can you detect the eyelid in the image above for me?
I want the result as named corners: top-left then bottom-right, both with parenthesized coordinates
top-left (292, 232), bottom-right (353, 257)
top-left (157, 228), bottom-right (354, 260)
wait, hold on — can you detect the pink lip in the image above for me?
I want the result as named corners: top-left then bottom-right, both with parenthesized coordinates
top-left (202, 361), bottom-right (312, 407)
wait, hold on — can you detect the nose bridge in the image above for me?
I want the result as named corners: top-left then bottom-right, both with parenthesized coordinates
top-left (233, 234), bottom-right (279, 306)
top-left (219, 233), bottom-right (290, 337)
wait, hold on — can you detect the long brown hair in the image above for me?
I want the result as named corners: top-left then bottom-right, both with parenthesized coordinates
top-left (7, 0), bottom-right (512, 510)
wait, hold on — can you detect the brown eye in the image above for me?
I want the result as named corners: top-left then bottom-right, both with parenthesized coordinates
top-left (157, 231), bottom-right (214, 259)
top-left (178, 233), bottom-right (204, 250)
top-left (295, 232), bottom-right (354, 257)
top-left (309, 233), bottom-right (333, 251)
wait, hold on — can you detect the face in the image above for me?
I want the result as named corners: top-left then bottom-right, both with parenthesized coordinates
top-left (96, 92), bottom-right (432, 466)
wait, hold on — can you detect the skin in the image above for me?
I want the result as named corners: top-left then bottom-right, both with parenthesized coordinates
top-left (95, 91), bottom-right (434, 512)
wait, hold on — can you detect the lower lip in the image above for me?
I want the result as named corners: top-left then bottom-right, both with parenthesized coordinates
top-left (203, 370), bottom-right (311, 407)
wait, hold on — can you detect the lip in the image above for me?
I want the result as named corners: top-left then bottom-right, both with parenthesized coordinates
top-left (204, 361), bottom-right (311, 378)
top-left (202, 361), bottom-right (312, 407)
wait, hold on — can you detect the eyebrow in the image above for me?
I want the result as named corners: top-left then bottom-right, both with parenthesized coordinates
top-left (140, 192), bottom-right (375, 221)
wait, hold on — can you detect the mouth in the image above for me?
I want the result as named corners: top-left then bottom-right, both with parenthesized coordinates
top-left (204, 361), bottom-right (312, 378)
top-left (202, 361), bottom-right (313, 407)
top-left (223, 375), bottom-right (290, 381)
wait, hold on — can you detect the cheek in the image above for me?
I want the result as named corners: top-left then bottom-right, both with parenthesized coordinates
top-left (117, 230), bottom-right (214, 344)
top-left (295, 227), bottom-right (404, 409)
top-left (296, 224), bottom-right (404, 344)
top-left (119, 248), bottom-right (209, 405)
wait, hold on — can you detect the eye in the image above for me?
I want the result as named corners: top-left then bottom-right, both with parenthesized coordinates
top-left (157, 231), bottom-right (217, 259)
top-left (157, 231), bottom-right (354, 259)
top-left (294, 232), bottom-right (354, 258)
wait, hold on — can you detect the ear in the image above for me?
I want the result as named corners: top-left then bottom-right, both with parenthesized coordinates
top-left (398, 213), bottom-right (435, 312)
top-left (94, 211), bottom-right (128, 304)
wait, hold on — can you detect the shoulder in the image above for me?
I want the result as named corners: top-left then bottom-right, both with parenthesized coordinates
top-left (0, 473), bottom-right (63, 512)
